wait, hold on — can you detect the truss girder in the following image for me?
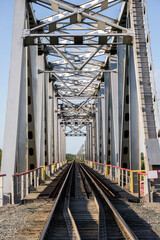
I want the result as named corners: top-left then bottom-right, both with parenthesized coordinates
top-left (2, 0), bottom-right (160, 195)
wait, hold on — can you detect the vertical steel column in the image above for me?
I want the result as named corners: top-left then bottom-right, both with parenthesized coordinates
top-left (104, 72), bottom-right (110, 165)
top-left (97, 90), bottom-right (102, 163)
top-left (59, 124), bottom-right (63, 163)
top-left (86, 125), bottom-right (90, 160)
top-left (92, 119), bottom-right (96, 162)
top-left (110, 56), bottom-right (119, 166)
top-left (89, 123), bottom-right (93, 161)
top-left (129, 45), bottom-right (140, 170)
top-left (30, 45), bottom-right (39, 168)
top-left (53, 90), bottom-right (58, 163)
top-left (44, 72), bottom-right (49, 165)
top-left (28, 46), bottom-right (37, 170)
top-left (63, 127), bottom-right (65, 162)
top-left (101, 84), bottom-right (106, 164)
top-left (95, 102), bottom-right (99, 162)
top-left (17, 42), bottom-right (28, 173)
top-left (57, 119), bottom-right (61, 163)
top-left (118, 38), bottom-right (126, 168)
top-left (1, 0), bottom-right (26, 193)
top-left (46, 76), bottom-right (54, 165)
top-left (39, 54), bottom-right (45, 166)
top-left (62, 125), bottom-right (66, 162)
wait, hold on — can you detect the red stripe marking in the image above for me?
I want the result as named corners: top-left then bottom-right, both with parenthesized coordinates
top-left (0, 174), bottom-right (6, 177)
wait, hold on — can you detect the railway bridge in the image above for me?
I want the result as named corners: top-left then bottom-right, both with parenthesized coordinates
top-left (0, 0), bottom-right (160, 238)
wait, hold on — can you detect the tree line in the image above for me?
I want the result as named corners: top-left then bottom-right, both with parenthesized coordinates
top-left (66, 153), bottom-right (76, 162)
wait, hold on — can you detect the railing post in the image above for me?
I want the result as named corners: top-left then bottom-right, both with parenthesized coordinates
top-left (118, 168), bottom-right (120, 186)
top-left (41, 167), bottom-right (44, 181)
top-left (53, 164), bottom-right (56, 174)
top-left (30, 171), bottom-right (33, 185)
top-left (26, 174), bottom-right (29, 196)
top-left (51, 164), bottom-right (53, 174)
top-left (21, 175), bottom-right (24, 200)
top-left (110, 166), bottom-right (112, 181)
top-left (144, 174), bottom-right (147, 196)
top-left (11, 176), bottom-right (15, 204)
top-left (147, 178), bottom-right (151, 202)
top-left (45, 166), bottom-right (48, 177)
top-left (48, 166), bottom-right (50, 176)
top-left (115, 168), bottom-right (117, 180)
top-left (34, 171), bottom-right (37, 188)
top-left (106, 165), bottom-right (109, 178)
top-left (126, 171), bottom-right (128, 186)
top-left (138, 174), bottom-right (140, 199)
top-left (125, 171), bottom-right (128, 187)
top-left (0, 177), bottom-right (3, 207)
top-left (130, 171), bottom-right (134, 193)
top-left (48, 166), bottom-right (51, 178)
top-left (44, 166), bottom-right (46, 181)
top-left (122, 170), bottom-right (124, 188)
top-left (40, 167), bottom-right (42, 181)
top-left (37, 169), bottom-right (39, 187)
top-left (46, 166), bottom-right (48, 177)
top-left (16, 176), bottom-right (18, 198)
top-left (112, 167), bottom-right (115, 180)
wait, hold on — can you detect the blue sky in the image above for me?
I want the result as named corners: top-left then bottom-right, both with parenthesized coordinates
top-left (0, 1), bottom-right (160, 154)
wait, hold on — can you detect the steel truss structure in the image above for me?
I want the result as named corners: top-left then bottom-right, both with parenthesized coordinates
top-left (1, 0), bottom-right (160, 192)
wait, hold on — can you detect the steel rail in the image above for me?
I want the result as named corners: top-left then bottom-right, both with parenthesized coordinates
top-left (77, 162), bottom-right (107, 239)
top-left (63, 162), bottom-right (81, 240)
top-left (82, 164), bottom-right (115, 197)
top-left (80, 163), bottom-right (138, 240)
top-left (39, 162), bottom-right (73, 240)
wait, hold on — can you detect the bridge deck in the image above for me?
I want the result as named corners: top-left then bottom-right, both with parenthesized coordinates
top-left (1, 162), bottom-right (159, 240)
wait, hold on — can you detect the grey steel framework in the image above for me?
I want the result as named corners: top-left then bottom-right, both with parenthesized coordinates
top-left (1, 0), bottom-right (160, 192)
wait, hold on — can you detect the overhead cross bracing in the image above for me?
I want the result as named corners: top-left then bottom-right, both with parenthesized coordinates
top-left (23, 0), bottom-right (132, 137)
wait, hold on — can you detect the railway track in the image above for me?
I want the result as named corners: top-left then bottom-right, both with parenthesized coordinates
top-left (40, 161), bottom-right (138, 240)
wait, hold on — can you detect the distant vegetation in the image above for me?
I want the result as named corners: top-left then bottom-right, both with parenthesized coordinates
top-left (0, 149), bottom-right (2, 169)
top-left (66, 153), bottom-right (76, 162)
top-left (76, 155), bottom-right (85, 162)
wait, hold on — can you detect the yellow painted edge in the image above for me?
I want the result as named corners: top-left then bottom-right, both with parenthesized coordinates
top-left (106, 165), bottom-right (109, 176)
top-left (130, 171), bottom-right (133, 193)
top-left (131, 170), bottom-right (145, 172)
